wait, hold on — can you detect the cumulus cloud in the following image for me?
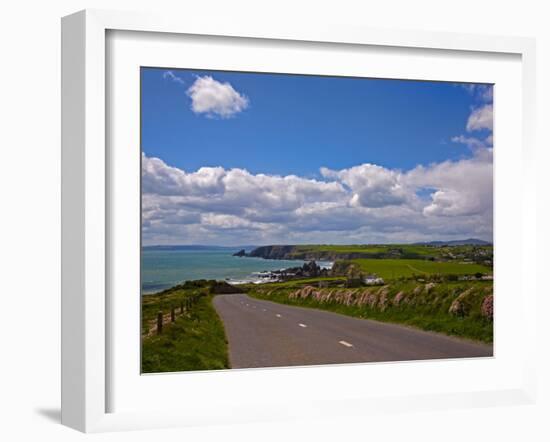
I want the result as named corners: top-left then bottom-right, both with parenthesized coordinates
top-left (405, 150), bottom-right (493, 218)
top-left (142, 154), bottom-right (225, 196)
top-left (466, 104), bottom-right (493, 132)
top-left (321, 164), bottom-right (408, 208)
top-left (186, 76), bottom-right (249, 118)
top-left (141, 151), bottom-right (493, 245)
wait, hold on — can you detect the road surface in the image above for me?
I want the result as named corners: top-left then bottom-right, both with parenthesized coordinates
top-left (213, 293), bottom-right (492, 369)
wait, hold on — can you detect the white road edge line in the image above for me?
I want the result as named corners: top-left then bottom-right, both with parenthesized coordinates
top-left (298, 323), bottom-right (307, 328)
top-left (339, 340), bottom-right (354, 348)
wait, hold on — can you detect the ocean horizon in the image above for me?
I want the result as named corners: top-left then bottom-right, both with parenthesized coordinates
top-left (141, 245), bottom-right (331, 294)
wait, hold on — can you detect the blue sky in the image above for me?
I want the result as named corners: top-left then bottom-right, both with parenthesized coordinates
top-left (141, 67), bottom-right (493, 245)
top-left (141, 67), bottom-right (490, 177)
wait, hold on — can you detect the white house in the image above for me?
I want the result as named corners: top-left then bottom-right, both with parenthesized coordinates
top-left (363, 275), bottom-right (385, 285)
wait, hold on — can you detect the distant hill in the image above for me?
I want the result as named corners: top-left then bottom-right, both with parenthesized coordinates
top-left (143, 245), bottom-right (258, 251)
top-left (143, 245), bottom-right (234, 251)
top-left (413, 239), bottom-right (492, 246)
top-left (242, 241), bottom-right (493, 261)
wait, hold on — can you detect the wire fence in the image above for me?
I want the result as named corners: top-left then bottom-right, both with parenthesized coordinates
top-left (150, 294), bottom-right (201, 336)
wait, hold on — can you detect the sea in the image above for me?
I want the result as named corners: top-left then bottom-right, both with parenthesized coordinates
top-left (141, 246), bottom-right (332, 294)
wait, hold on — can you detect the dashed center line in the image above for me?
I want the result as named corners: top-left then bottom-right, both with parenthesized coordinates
top-left (339, 340), bottom-right (354, 348)
top-left (262, 309), bottom-right (267, 312)
top-left (276, 314), bottom-right (282, 318)
top-left (298, 323), bottom-right (307, 328)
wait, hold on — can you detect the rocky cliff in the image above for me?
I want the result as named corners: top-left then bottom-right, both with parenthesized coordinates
top-left (245, 245), bottom-right (399, 261)
top-left (247, 245), bottom-right (298, 259)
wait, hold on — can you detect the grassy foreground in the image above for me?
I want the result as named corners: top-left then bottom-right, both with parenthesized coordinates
top-left (248, 279), bottom-right (493, 343)
top-left (141, 283), bottom-right (231, 373)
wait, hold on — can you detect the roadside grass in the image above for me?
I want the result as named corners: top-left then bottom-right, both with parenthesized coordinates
top-left (142, 288), bottom-right (201, 334)
top-left (141, 289), bottom-right (229, 373)
top-left (249, 280), bottom-right (493, 343)
top-left (261, 276), bottom-right (345, 288)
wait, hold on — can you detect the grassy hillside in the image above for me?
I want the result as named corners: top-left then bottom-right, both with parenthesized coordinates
top-left (248, 243), bottom-right (493, 264)
top-left (294, 244), bottom-right (436, 256)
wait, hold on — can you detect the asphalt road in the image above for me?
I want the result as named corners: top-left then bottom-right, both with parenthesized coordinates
top-left (213, 293), bottom-right (493, 369)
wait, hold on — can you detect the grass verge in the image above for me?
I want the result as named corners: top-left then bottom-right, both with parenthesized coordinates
top-left (141, 288), bottom-right (229, 373)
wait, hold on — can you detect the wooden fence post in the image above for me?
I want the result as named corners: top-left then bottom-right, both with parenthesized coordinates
top-left (156, 312), bottom-right (163, 335)
top-left (171, 307), bottom-right (175, 323)
top-left (180, 302), bottom-right (184, 314)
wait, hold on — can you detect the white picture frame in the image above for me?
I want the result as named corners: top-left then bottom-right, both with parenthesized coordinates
top-left (61, 9), bottom-right (537, 433)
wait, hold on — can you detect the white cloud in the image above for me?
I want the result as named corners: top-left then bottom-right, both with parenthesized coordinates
top-left (142, 154), bottom-right (225, 196)
top-left (451, 89), bottom-right (494, 161)
top-left (466, 104), bottom-right (493, 132)
top-left (461, 84), bottom-right (493, 103)
top-left (451, 134), bottom-right (494, 155)
top-left (141, 151), bottom-right (493, 245)
top-left (163, 70), bottom-right (186, 86)
top-left (322, 163), bottom-right (408, 208)
top-left (405, 151), bottom-right (493, 218)
top-left (186, 76), bottom-right (249, 118)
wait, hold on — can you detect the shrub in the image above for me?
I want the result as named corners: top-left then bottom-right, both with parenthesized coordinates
top-left (481, 294), bottom-right (493, 320)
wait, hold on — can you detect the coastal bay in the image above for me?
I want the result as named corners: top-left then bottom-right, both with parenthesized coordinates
top-left (141, 246), bottom-right (332, 293)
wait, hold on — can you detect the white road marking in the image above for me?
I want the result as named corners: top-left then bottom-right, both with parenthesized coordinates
top-left (276, 314), bottom-right (282, 318)
top-left (298, 323), bottom-right (307, 328)
top-left (339, 340), bottom-right (354, 348)
top-left (262, 309), bottom-right (267, 312)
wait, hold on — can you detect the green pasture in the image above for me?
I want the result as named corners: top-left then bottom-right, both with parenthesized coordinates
top-left (353, 258), bottom-right (490, 280)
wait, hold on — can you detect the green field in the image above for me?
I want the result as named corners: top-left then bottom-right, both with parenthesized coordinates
top-left (292, 243), bottom-right (492, 259)
top-left (352, 258), bottom-right (490, 280)
top-left (295, 244), bottom-right (436, 256)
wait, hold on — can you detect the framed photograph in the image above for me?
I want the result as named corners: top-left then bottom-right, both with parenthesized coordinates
top-left (61, 9), bottom-right (537, 432)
